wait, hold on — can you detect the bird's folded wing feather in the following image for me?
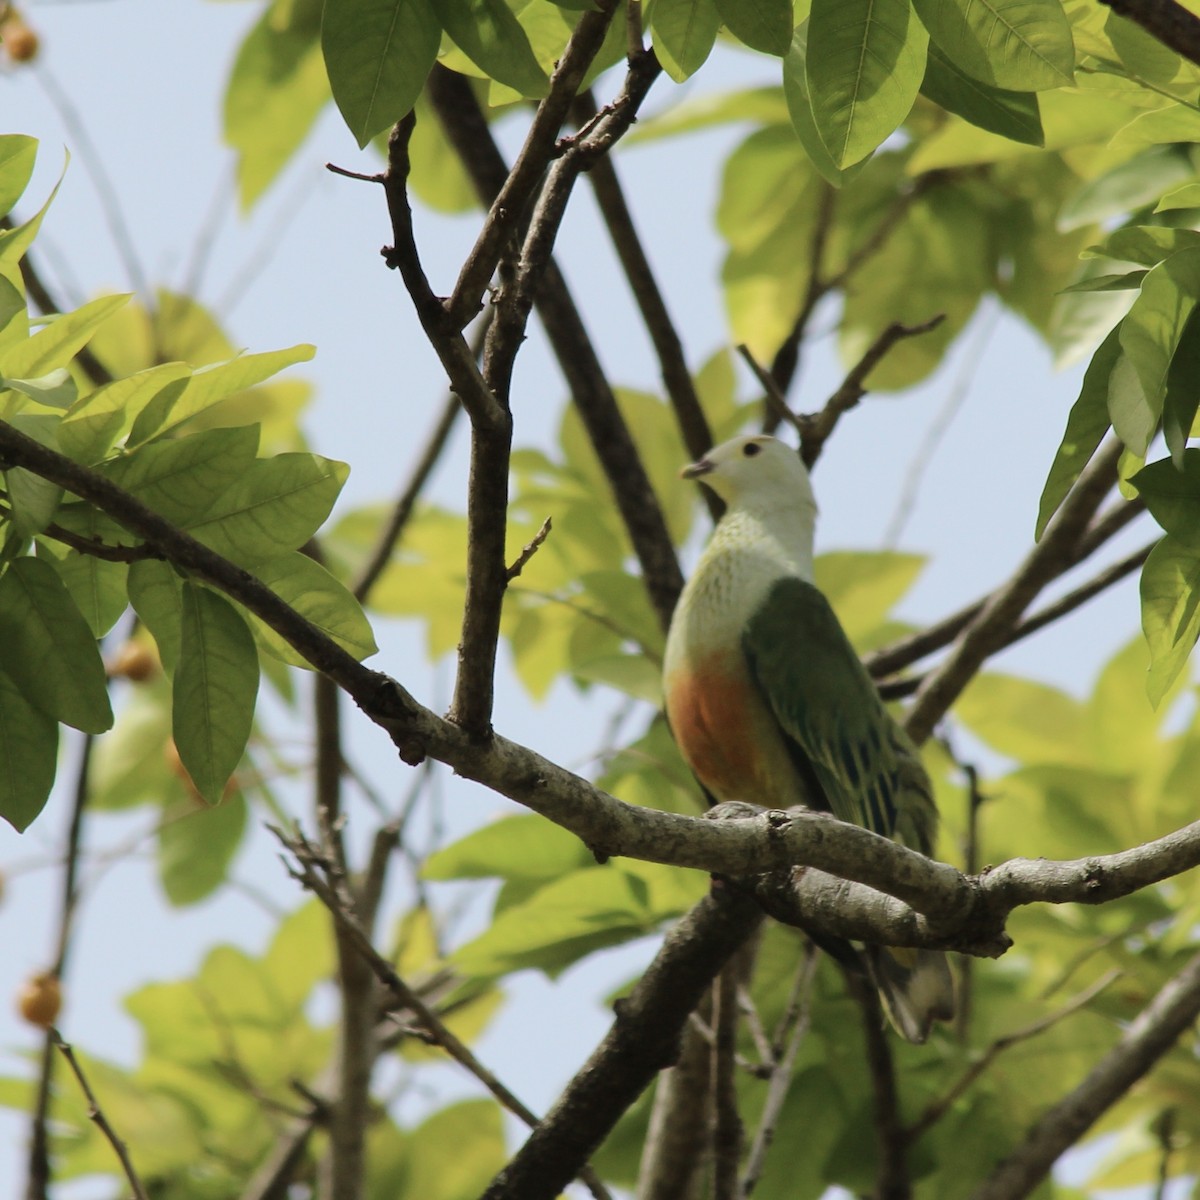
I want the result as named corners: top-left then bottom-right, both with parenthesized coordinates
top-left (741, 577), bottom-right (902, 839)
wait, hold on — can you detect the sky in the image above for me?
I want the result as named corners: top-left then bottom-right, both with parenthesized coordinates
top-left (0, 2), bottom-right (1166, 1197)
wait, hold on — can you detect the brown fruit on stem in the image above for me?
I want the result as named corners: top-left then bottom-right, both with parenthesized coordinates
top-left (108, 639), bottom-right (160, 683)
top-left (17, 972), bottom-right (61, 1029)
top-left (2, 18), bottom-right (39, 62)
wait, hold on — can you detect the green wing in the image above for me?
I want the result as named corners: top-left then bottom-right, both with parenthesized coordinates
top-left (742, 577), bottom-right (937, 853)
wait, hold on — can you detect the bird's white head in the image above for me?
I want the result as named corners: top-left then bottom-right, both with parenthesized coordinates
top-left (682, 435), bottom-right (817, 517)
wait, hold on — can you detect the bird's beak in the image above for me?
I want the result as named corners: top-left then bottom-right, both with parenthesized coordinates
top-left (681, 458), bottom-right (714, 479)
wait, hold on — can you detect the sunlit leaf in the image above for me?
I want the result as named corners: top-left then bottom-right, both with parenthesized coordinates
top-left (955, 672), bottom-right (1087, 766)
top-left (1140, 534), bottom-right (1200, 705)
top-left (921, 43), bottom-right (1043, 146)
top-left (158, 792), bottom-right (247, 906)
top-left (250, 550), bottom-right (378, 664)
top-left (0, 293), bottom-right (130, 379)
top-left (1037, 322), bottom-right (1120, 539)
top-left (224, 0), bottom-right (329, 209)
top-left (0, 135), bottom-right (37, 220)
top-left (186, 451), bottom-right (348, 567)
top-left (912, 0), bottom-right (1074, 91)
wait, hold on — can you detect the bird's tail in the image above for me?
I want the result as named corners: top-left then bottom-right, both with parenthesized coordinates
top-left (864, 944), bottom-right (955, 1044)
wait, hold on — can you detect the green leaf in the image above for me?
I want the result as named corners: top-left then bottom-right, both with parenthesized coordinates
top-left (1036, 322), bottom-right (1121, 539)
top-left (1118, 247), bottom-right (1200, 450)
top-left (1059, 271), bottom-right (1147, 293)
top-left (1133, 452), bottom-right (1200, 545)
top-left (814, 551), bottom-right (924, 647)
top-left (1106, 351), bottom-right (1155, 460)
top-left (89, 676), bottom-right (175, 811)
top-left (0, 275), bottom-right (28, 353)
top-left (250, 551), bottom-right (378, 664)
top-left (0, 557), bottom-right (112, 734)
top-left (4, 415), bottom-right (63, 536)
top-left (921, 43), bottom-right (1043, 146)
top-left (423, 813), bottom-right (593, 882)
top-left (104, 425), bottom-right (261, 526)
top-left (128, 559), bottom-right (185, 676)
top-left (0, 667), bottom-right (58, 832)
top-left (714, 0), bottom-right (793, 56)
top-left (3, 368), bottom-right (77, 410)
top-left (0, 157), bottom-right (64, 269)
top-left (263, 900), bottom-right (335, 1011)
top-left (127, 344), bottom-right (314, 447)
top-left (650, 0), bottom-right (722, 82)
top-left (1140, 534), bottom-right (1200, 705)
top-left (1085, 226), bottom-right (1200, 268)
top-left (224, 0), bottom-right (330, 210)
top-left (322, 0), bottom-right (440, 147)
top-left (399, 1101), bottom-right (506, 1200)
top-left (954, 672), bottom-right (1087, 766)
top-left (1059, 145), bottom-right (1194, 231)
top-left (0, 135), bottom-right (38, 220)
top-left (58, 362), bottom-right (192, 463)
top-left (912, 0), bottom-right (1074, 91)
top-left (451, 867), bottom-right (657, 981)
top-left (1155, 182), bottom-right (1200, 213)
top-left (407, 91), bottom-right (478, 214)
top-left (783, 22), bottom-right (867, 187)
top-left (1163, 304), bottom-right (1200, 467)
top-left (0, 293), bottom-right (130, 379)
top-left (431, 0), bottom-right (548, 96)
top-left (186, 452), bottom-right (348, 567)
top-left (173, 584), bottom-right (259, 804)
top-left (806, 0), bottom-right (928, 168)
top-left (47, 552), bottom-right (129, 638)
top-left (158, 792), bottom-right (247, 905)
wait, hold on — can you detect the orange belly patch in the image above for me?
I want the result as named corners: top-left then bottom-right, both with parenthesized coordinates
top-left (665, 656), bottom-right (764, 803)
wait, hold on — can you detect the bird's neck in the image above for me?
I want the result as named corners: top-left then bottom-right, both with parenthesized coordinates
top-left (707, 500), bottom-right (817, 583)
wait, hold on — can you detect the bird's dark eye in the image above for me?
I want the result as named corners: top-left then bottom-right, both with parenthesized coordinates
top-left (743, 441), bottom-right (762, 457)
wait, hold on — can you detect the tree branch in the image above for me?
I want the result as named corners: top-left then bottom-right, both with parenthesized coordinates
top-left (709, 965), bottom-right (741, 1200)
top-left (1, 422), bottom-right (1195, 955)
top-left (574, 89), bottom-right (717, 505)
top-left (1098, 0), bottom-right (1200, 67)
top-left (427, 66), bottom-right (685, 634)
top-left (970, 950), bottom-right (1200, 1200)
top-left (480, 886), bottom-right (765, 1200)
top-left (904, 438), bottom-right (1125, 745)
top-left (52, 1029), bottom-right (149, 1200)
top-left (877, 540), bottom-right (1155, 702)
top-left (444, 0), bottom-right (622, 328)
top-left (275, 826), bottom-right (614, 1200)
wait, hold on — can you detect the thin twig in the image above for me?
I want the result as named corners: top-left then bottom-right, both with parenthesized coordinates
top-left (971, 951), bottom-right (1200, 1200)
top-left (575, 88), bottom-right (718, 514)
top-left (274, 825), bottom-right (615, 1200)
top-left (908, 969), bottom-right (1121, 1142)
top-left (742, 945), bottom-right (819, 1197)
top-left (800, 315), bottom-right (946, 468)
top-left (710, 966), bottom-right (741, 1200)
top-left (736, 344), bottom-right (806, 441)
top-left (444, 0), bottom-right (622, 328)
top-left (506, 517), bottom-right (552, 582)
top-left (52, 1030), bottom-right (149, 1200)
top-left (866, 499), bottom-right (1146, 682)
top-left (25, 735), bottom-right (94, 1200)
top-left (427, 65), bottom-right (685, 636)
top-left (844, 967), bottom-right (909, 1200)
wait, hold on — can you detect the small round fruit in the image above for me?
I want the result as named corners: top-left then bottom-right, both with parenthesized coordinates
top-left (108, 640), bottom-right (159, 683)
top-left (2, 18), bottom-right (39, 62)
top-left (17, 972), bottom-right (61, 1029)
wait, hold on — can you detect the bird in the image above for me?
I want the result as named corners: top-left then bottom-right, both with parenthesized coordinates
top-left (662, 433), bottom-right (954, 1043)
